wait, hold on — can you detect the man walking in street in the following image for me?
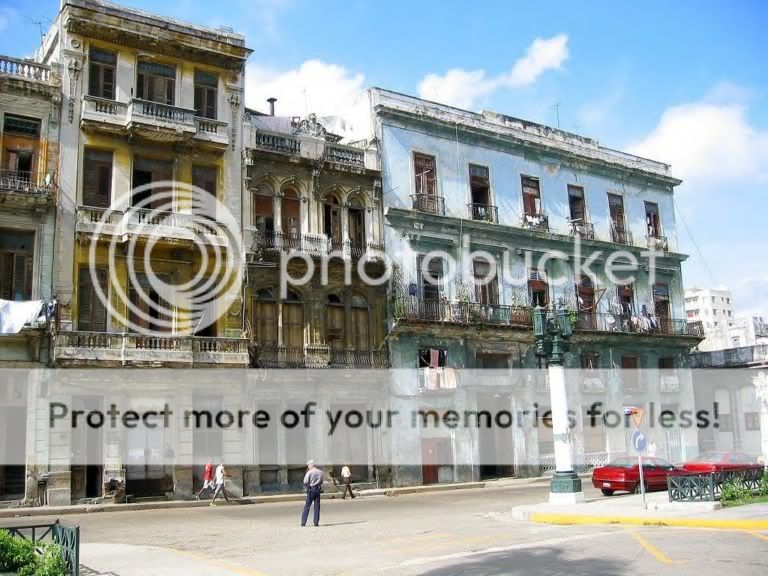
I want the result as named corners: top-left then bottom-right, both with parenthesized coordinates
top-left (341, 464), bottom-right (354, 499)
top-left (210, 461), bottom-right (231, 506)
top-left (301, 460), bottom-right (323, 526)
top-left (197, 459), bottom-right (215, 500)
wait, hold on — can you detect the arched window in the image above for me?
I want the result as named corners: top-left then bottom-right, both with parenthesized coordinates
top-left (326, 293), bottom-right (344, 350)
top-left (324, 194), bottom-right (342, 248)
top-left (347, 198), bottom-right (365, 250)
top-left (253, 188), bottom-right (274, 235)
top-left (351, 295), bottom-right (369, 350)
top-left (282, 289), bottom-right (304, 351)
top-left (281, 187), bottom-right (300, 238)
top-left (253, 288), bottom-right (277, 347)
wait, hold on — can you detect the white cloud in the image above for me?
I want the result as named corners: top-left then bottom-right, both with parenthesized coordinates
top-left (245, 59), bottom-right (370, 140)
top-left (0, 7), bottom-right (15, 32)
top-left (417, 34), bottom-right (569, 109)
top-left (628, 102), bottom-right (768, 185)
top-left (628, 89), bottom-right (768, 316)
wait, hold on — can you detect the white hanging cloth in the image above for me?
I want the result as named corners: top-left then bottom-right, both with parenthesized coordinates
top-left (0, 299), bottom-right (44, 334)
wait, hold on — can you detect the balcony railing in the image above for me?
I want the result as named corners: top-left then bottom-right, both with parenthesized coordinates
top-left (0, 169), bottom-right (55, 195)
top-left (324, 143), bottom-right (364, 167)
top-left (568, 220), bottom-right (594, 240)
top-left (254, 344), bottom-right (388, 368)
top-left (53, 332), bottom-right (248, 366)
top-left (468, 203), bottom-right (498, 223)
top-left (252, 131), bottom-right (301, 154)
top-left (250, 230), bottom-right (384, 260)
top-left (411, 194), bottom-right (445, 215)
top-left (394, 297), bottom-right (532, 327)
top-left (0, 55), bottom-right (52, 83)
top-left (128, 98), bottom-right (196, 129)
top-left (646, 234), bottom-right (669, 252)
top-left (521, 212), bottom-right (549, 232)
top-left (572, 311), bottom-right (704, 337)
top-left (610, 227), bottom-right (633, 245)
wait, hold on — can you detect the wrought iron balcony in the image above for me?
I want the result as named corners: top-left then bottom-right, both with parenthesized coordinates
top-left (394, 297), bottom-right (532, 327)
top-left (468, 203), bottom-right (498, 223)
top-left (610, 227), bottom-right (633, 245)
top-left (572, 311), bottom-right (704, 337)
top-left (646, 234), bottom-right (669, 252)
top-left (411, 193), bottom-right (445, 215)
top-left (568, 220), bottom-right (594, 240)
top-left (0, 169), bottom-right (56, 202)
top-left (53, 332), bottom-right (249, 366)
top-left (520, 212), bottom-right (549, 232)
top-left (248, 229), bottom-right (384, 260)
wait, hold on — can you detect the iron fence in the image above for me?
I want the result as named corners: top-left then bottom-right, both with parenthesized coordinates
top-left (394, 298), bottom-right (532, 327)
top-left (667, 467), bottom-right (765, 502)
top-left (467, 203), bottom-right (498, 223)
top-left (3, 520), bottom-right (79, 576)
top-left (411, 193), bottom-right (445, 215)
top-left (573, 311), bottom-right (703, 337)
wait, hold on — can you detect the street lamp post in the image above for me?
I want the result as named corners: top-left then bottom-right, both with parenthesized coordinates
top-left (533, 304), bottom-right (585, 504)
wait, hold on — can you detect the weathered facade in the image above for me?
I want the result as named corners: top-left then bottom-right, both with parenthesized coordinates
top-left (241, 107), bottom-right (388, 490)
top-left (370, 88), bottom-right (703, 485)
top-left (0, 54), bottom-right (61, 501)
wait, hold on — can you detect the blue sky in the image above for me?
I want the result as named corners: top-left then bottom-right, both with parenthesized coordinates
top-left (1, 0), bottom-right (766, 316)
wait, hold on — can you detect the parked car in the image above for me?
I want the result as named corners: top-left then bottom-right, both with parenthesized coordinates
top-left (680, 451), bottom-right (764, 473)
top-left (592, 457), bottom-right (677, 496)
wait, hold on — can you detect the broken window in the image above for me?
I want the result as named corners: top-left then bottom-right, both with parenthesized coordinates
top-left (645, 202), bottom-right (661, 237)
top-left (3, 115), bottom-right (41, 181)
top-left (132, 156), bottom-right (172, 208)
top-left (528, 269), bottom-right (549, 308)
top-left (77, 266), bottom-right (108, 332)
top-left (473, 259), bottom-right (498, 305)
top-left (83, 148), bottom-right (112, 208)
top-left (88, 48), bottom-right (116, 100)
top-left (521, 176), bottom-right (542, 216)
top-left (568, 185), bottom-right (586, 222)
top-left (0, 230), bottom-right (34, 301)
top-left (608, 193), bottom-right (627, 242)
top-left (194, 70), bottom-right (218, 119)
top-left (469, 164), bottom-right (491, 219)
top-left (137, 61), bottom-right (176, 105)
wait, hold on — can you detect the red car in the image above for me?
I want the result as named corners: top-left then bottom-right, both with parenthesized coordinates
top-left (592, 457), bottom-right (677, 496)
top-left (681, 451), bottom-right (764, 473)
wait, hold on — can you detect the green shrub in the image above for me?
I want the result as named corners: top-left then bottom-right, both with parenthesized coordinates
top-left (760, 471), bottom-right (768, 497)
top-left (0, 529), bottom-right (36, 572)
top-left (33, 543), bottom-right (68, 576)
top-left (721, 478), bottom-right (752, 502)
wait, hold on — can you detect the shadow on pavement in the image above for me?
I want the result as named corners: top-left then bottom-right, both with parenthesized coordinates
top-left (418, 543), bottom-right (627, 576)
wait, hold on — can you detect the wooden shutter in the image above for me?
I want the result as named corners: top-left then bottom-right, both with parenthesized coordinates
top-left (78, 267), bottom-right (107, 332)
top-left (414, 153), bottom-right (436, 196)
top-left (282, 302), bottom-right (304, 349)
top-left (83, 149), bottom-right (112, 207)
top-left (0, 253), bottom-right (13, 300)
top-left (351, 306), bottom-right (368, 349)
top-left (326, 304), bottom-right (345, 349)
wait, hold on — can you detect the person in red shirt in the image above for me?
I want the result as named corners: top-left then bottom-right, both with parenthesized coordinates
top-left (197, 459), bottom-right (215, 500)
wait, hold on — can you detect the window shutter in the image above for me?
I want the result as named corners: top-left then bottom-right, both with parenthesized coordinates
top-left (102, 66), bottom-right (115, 100)
top-left (194, 85), bottom-right (203, 117)
top-left (88, 63), bottom-right (101, 98)
top-left (0, 253), bottom-right (13, 300)
top-left (78, 268), bottom-right (108, 332)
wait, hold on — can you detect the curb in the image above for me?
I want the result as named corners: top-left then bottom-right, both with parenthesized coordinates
top-left (0, 481), bottom-right (486, 519)
top-left (528, 512), bottom-right (768, 531)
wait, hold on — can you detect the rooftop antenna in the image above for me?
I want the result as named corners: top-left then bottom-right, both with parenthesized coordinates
top-left (27, 17), bottom-right (47, 47)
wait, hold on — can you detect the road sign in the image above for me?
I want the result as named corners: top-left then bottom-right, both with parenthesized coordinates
top-left (630, 408), bottom-right (644, 428)
top-left (631, 429), bottom-right (647, 454)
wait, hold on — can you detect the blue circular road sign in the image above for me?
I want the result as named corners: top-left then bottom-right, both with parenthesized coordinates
top-left (631, 430), bottom-right (647, 454)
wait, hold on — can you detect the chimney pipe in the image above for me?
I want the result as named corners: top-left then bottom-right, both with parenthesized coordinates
top-left (267, 97), bottom-right (277, 116)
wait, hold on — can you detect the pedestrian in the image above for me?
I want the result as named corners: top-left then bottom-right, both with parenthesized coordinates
top-left (301, 460), bottom-right (323, 526)
top-left (341, 464), bottom-right (354, 499)
top-left (197, 458), bottom-right (215, 500)
top-left (210, 461), bottom-right (231, 506)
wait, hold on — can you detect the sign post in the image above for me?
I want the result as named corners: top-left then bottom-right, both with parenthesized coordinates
top-left (627, 407), bottom-right (648, 510)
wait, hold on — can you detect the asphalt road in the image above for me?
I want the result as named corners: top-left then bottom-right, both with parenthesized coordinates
top-left (2, 481), bottom-right (767, 575)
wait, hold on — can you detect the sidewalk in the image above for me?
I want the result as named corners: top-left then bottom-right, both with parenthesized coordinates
top-left (513, 491), bottom-right (768, 530)
top-left (0, 480), bottom-right (487, 519)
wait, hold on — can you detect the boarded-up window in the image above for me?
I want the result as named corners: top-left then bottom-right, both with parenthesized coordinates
top-left (193, 70), bottom-right (217, 119)
top-left (0, 230), bottom-right (34, 301)
top-left (83, 149), bottom-right (112, 208)
top-left (78, 267), bottom-right (108, 332)
top-left (137, 61), bottom-right (175, 105)
top-left (414, 153), bottom-right (436, 196)
top-left (521, 176), bottom-right (541, 215)
top-left (88, 48), bottom-right (116, 100)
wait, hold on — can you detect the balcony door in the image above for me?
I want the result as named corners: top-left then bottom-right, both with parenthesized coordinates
top-left (77, 267), bottom-right (108, 332)
top-left (348, 201), bottom-right (365, 249)
top-left (326, 294), bottom-right (345, 351)
top-left (473, 259), bottom-right (498, 306)
top-left (281, 188), bottom-right (301, 238)
top-left (324, 195), bottom-right (342, 248)
top-left (253, 289), bottom-right (277, 348)
top-left (350, 295), bottom-right (370, 350)
top-left (129, 272), bottom-right (172, 333)
top-left (653, 283), bottom-right (671, 333)
top-left (253, 192), bottom-right (274, 238)
top-left (137, 61), bottom-right (176, 105)
top-left (0, 230), bottom-right (34, 301)
top-left (192, 165), bottom-right (217, 221)
top-left (576, 274), bottom-right (596, 330)
top-left (282, 290), bottom-right (304, 353)
top-left (2, 115), bottom-right (41, 182)
top-left (132, 157), bottom-right (173, 209)
top-left (419, 256), bottom-right (443, 320)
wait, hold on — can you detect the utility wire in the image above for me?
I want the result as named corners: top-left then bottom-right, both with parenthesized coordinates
top-left (673, 197), bottom-right (720, 287)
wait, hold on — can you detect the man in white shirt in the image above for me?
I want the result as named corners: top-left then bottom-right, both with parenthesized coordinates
top-left (301, 460), bottom-right (324, 526)
top-left (210, 462), bottom-right (231, 505)
top-left (340, 464), bottom-right (354, 499)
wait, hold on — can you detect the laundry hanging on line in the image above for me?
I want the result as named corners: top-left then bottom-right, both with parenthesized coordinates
top-left (0, 299), bottom-right (45, 334)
